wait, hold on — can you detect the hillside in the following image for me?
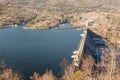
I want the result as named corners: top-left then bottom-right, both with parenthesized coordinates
top-left (7, 0), bottom-right (120, 10)
top-left (0, 0), bottom-right (120, 29)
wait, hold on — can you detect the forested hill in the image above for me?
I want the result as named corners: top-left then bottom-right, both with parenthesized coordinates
top-left (4, 0), bottom-right (120, 10)
top-left (0, 0), bottom-right (120, 30)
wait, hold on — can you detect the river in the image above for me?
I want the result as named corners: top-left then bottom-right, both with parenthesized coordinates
top-left (0, 23), bottom-right (82, 79)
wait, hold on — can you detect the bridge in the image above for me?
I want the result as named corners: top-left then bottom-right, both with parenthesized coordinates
top-left (71, 28), bottom-right (106, 67)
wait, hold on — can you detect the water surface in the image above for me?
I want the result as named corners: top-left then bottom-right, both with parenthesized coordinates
top-left (0, 23), bottom-right (82, 78)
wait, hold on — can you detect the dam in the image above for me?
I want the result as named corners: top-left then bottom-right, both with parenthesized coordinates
top-left (71, 29), bottom-right (106, 67)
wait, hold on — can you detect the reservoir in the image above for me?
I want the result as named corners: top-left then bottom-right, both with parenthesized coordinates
top-left (0, 23), bottom-right (82, 78)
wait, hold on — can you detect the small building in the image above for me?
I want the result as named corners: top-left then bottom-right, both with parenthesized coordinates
top-left (88, 22), bottom-right (97, 27)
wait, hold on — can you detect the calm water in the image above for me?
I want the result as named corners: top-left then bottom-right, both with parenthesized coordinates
top-left (0, 23), bottom-right (82, 78)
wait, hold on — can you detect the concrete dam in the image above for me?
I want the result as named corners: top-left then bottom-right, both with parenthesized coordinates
top-left (71, 29), bottom-right (106, 67)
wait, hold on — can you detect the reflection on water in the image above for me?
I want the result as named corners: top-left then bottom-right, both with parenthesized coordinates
top-left (0, 23), bottom-right (82, 78)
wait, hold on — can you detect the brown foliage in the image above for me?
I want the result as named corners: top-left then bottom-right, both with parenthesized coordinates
top-left (80, 55), bottom-right (96, 80)
top-left (30, 71), bottom-right (56, 80)
top-left (0, 68), bottom-right (23, 80)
